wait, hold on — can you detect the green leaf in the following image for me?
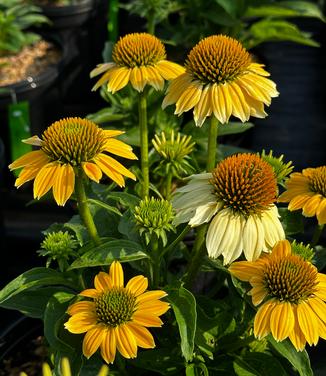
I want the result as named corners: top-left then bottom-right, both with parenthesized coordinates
top-left (68, 240), bottom-right (148, 269)
top-left (0, 268), bottom-right (76, 306)
top-left (278, 207), bottom-right (304, 235)
top-left (87, 198), bottom-right (122, 217)
top-left (86, 108), bottom-right (127, 124)
top-left (106, 191), bottom-right (140, 209)
top-left (215, 0), bottom-right (238, 17)
top-left (167, 286), bottom-right (197, 361)
top-left (44, 292), bottom-right (75, 353)
top-left (249, 19), bottom-right (319, 47)
top-left (245, 2), bottom-right (325, 22)
top-left (268, 336), bottom-right (313, 376)
top-left (0, 287), bottom-right (71, 318)
top-left (219, 122), bottom-right (254, 136)
top-left (132, 348), bottom-right (184, 375)
top-left (234, 352), bottom-right (288, 376)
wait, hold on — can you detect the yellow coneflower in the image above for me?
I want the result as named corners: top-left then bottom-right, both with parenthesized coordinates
top-left (163, 35), bottom-right (279, 127)
top-left (278, 166), bottom-right (326, 225)
top-left (229, 239), bottom-right (326, 351)
top-left (91, 33), bottom-right (185, 93)
top-left (65, 261), bottom-right (169, 364)
top-left (173, 153), bottom-right (285, 264)
top-left (9, 117), bottom-right (137, 206)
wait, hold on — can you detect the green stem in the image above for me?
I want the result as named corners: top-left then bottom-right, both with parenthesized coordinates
top-left (311, 224), bottom-right (324, 247)
top-left (165, 172), bottom-right (173, 201)
top-left (161, 224), bottom-right (190, 258)
top-left (139, 90), bottom-right (149, 198)
top-left (206, 117), bottom-right (219, 171)
top-left (147, 9), bottom-right (155, 35)
top-left (75, 169), bottom-right (101, 246)
top-left (184, 224), bottom-right (207, 289)
top-left (151, 237), bottom-right (160, 288)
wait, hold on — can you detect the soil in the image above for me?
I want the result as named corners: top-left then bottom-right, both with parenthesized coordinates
top-left (0, 40), bottom-right (61, 87)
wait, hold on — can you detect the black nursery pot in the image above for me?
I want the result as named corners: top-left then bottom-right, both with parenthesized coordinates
top-left (244, 19), bottom-right (326, 169)
top-left (40, 0), bottom-right (95, 30)
top-left (0, 314), bottom-right (44, 375)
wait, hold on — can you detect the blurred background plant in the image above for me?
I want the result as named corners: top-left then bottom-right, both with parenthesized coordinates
top-left (0, 0), bottom-right (48, 57)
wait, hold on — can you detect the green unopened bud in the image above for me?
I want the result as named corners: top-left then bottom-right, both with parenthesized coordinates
top-left (291, 240), bottom-right (314, 262)
top-left (134, 197), bottom-right (175, 245)
top-left (260, 150), bottom-right (294, 185)
top-left (38, 231), bottom-right (78, 271)
top-left (152, 131), bottom-right (195, 178)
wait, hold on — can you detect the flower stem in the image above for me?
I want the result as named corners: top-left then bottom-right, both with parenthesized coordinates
top-left (165, 172), bottom-right (173, 201)
top-left (147, 9), bottom-right (155, 35)
top-left (139, 90), bottom-right (149, 198)
top-left (161, 224), bottom-right (190, 258)
top-left (206, 117), bottom-right (219, 171)
top-left (75, 169), bottom-right (101, 246)
top-left (183, 224), bottom-right (207, 289)
top-left (151, 236), bottom-right (160, 288)
top-left (311, 224), bottom-right (325, 247)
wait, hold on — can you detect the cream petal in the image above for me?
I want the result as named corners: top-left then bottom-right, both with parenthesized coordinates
top-left (189, 202), bottom-right (220, 227)
top-left (206, 209), bottom-right (231, 259)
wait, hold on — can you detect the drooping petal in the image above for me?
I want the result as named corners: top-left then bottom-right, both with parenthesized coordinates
top-left (137, 300), bottom-right (170, 316)
top-left (229, 261), bottom-right (263, 282)
top-left (132, 311), bottom-right (163, 327)
top-left (145, 65), bottom-right (165, 91)
top-left (254, 300), bottom-right (276, 339)
top-left (155, 60), bottom-right (185, 80)
top-left (64, 312), bottom-right (97, 333)
top-left (9, 150), bottom-right (48, 170)
top-left (82, 325), bottom-right (106, 358)
top-left (127, 322), bottom-right (155, 348)
top-left (270, 302), bottom-right (295, 341)
top-left (297, 301), bottom-right (320, 346)
top-left (52, 163), bottom-right (75, 206)
top-left (82, 162), bottom-right (103, 183)
top-left (33, 162), bottom-right (59, 200)
top-left (193, 84), bottom-right (213, 127)
top-left (107, 67), bottom-right (131, 94)
top-left (100, 328), bottom-right (117, 364)
top-left (67, 301), bottom-right (95, 316)
top-left (130, 66), bottom-right (147, 92)
top-left (136, 290), bottom-right (167, 304)
top-left (115, 324), bottom-right (138, 359)
top-left (289, 306), bottom-right (306, 351)
top-left (96, 153), bottom-right (136, 181)
top-left (316, 198), bottom-right (326, 225)
top-left (104, 138), bottom-right (138, 160)
top-left (302, 194), bottom-right (323, 217)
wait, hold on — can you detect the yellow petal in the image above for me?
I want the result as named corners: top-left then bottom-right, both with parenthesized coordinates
top-left (211, 83), bottom-right (227, 124)
top-left (174, 80), bottom-right (202, 115)
top-left (100, 328), bottom-right (117, 364)
top-left (162, 73), bottom-right (192, 109)
top-left (229, 81), bottom-right (250, 122)
top-left (94, 272), bottom-right (112, 292)
top-left (82, 162), bottom-right (103, 183)
top-left (137, 300), bottom-right (170, 316)
top-left (219, 83), bottom-right (233, 123)
top-left (127, 322), bottom-right (155, 348)
top-left (229, 261), bottom-right (263, 282)
top-left (90, 62), bottom-right (116, 78)
top-left (272, 240), bottom-right (292, 258)
top-left (53, 164), bottom-right (75, 206)
top-left (155, 60), bottom-right (185, 80)
top-left (82, 325), bottom-right (106, 358)
top-left (145, 65), bottom-right (165, 91)
top-left (132, 311), bottom-right (163, 327)
top-left (288, 193), bottom-right (315, 211)
top-left (297, 301), bottom-right (320, 346)
top-left (270, 302), bottom-right (295, 341)
top-left (307, 297), bottom-right (326, 324)
top-left (94, 156), bottom-right (125, 187)
top-left (137, 290), bottom-right (167, 304)
top-left (80, 288), bottom-right (101, 299)
top-left (104, 138), bottom-right (138, 160)
top-left (64, 312), bottom-right (97, 334)
top-left (115, 324), bottom-right (138, 359)
top-left (67, 301), bottom-right (95, 316)
top-left (126, 275), bottom-right (148, 296)
top-left (130, 66), bottom-right (147, 92)
top-left (33, 162), bottom-right (59, 200)
top-left (248, 63), bottom-right (270, 77)
top-left (22, 135), bottom-right (43, 146)
top-left (193, 84), bottom-right (212, 127)
top-left (15, 165), bottom-right (42, 188)
top-left (109, 261), bottom-right (124, 288)
top-left (249, 286), bottom-right (268, 306)
top-left (302, 194), bottom-right (322, 217)
top-left (106, 67), bottom-right (131, 94)
top-left (96, 153), bottom-right (136, 180)
top-left (289, 306), bottom-right (306, 351)
top-left (103, 130), bottom-right (125, 138)
top-left (316, 198), bottom-right (326, 225)
top-left (254, 300), bottom-right (276, 339)
top-left (9, 150), bottom-right (48, 170)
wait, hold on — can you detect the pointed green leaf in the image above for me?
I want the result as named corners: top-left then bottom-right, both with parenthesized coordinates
top-left (167, 287), bottom-right (197, 361)
top-left (68, 240), bottom-right (148, 269)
